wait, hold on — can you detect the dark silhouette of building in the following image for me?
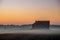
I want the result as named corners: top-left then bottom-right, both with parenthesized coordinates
top-left (32, 21), bottom-right (50, 29)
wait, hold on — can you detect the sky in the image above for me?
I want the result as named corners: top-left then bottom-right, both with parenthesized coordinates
top-left (0, 0), bottom-right (60, 25)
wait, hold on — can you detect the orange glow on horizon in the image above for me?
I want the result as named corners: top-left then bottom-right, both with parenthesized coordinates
top-left (0, 0), bottom-right (60, 25)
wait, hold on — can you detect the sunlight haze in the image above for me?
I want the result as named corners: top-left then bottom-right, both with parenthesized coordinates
top-left (0, 0), bottom-right (60, 25)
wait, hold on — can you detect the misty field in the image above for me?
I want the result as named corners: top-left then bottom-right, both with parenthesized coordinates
top-left (0, 29), bottom-right (60, 40)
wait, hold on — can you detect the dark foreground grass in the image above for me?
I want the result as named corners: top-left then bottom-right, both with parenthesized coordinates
top-left (0, 33), bottom-right (60, 40)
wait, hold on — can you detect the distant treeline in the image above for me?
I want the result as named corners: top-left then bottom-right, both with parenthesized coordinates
top-left (0, 24), bottom-right (32, 29)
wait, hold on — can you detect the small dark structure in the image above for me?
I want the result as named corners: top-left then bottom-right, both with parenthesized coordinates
top-left (32, 21), bottom-right (50, 29)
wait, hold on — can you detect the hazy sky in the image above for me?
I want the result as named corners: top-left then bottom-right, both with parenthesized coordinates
top-left (0, 0), bottom-right (60, 25)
